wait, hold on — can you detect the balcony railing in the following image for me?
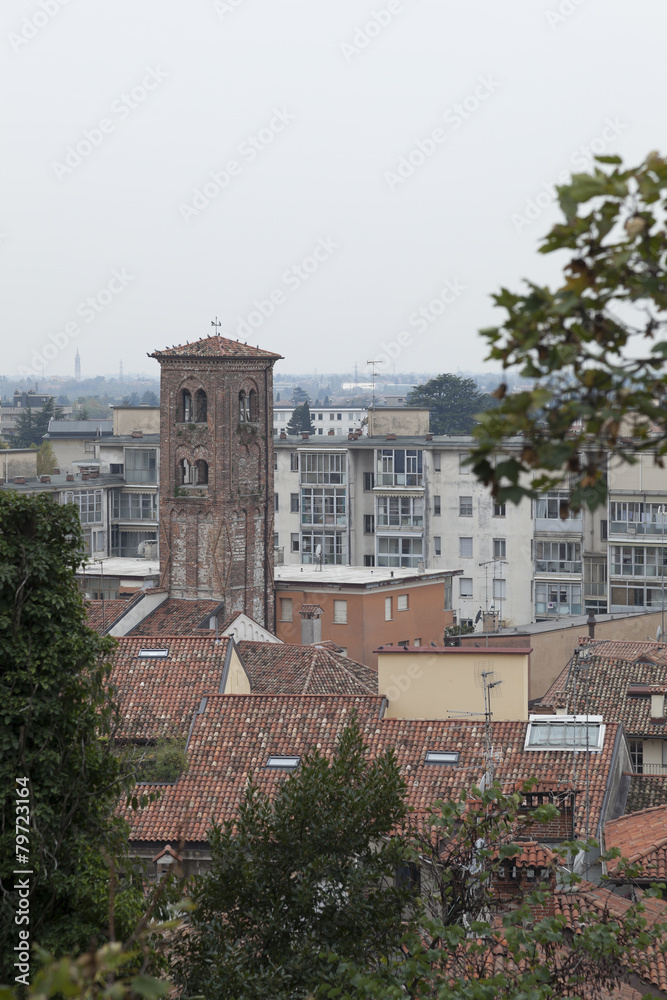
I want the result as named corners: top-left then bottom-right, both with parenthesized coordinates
top-left (535, 561), bottom-right (582, 575)
top-left (631, 763), bottom-right (667, 775)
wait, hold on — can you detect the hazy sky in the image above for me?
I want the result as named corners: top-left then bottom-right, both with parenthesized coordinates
top-left (3, 0), bottom-right (666, 381)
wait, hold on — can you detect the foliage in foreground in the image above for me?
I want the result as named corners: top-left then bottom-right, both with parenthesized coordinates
top-left (172, 721), bottom-right (415, 1000)
top-left (470, 152), bottom-right (667, 511)
top-left (0, 493), bottom-right (145, 981)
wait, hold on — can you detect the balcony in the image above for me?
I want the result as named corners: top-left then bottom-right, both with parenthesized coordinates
top-left (631, 763), bottom-right (667, 775)
top-left (535, 561), bottom-right (582, 575)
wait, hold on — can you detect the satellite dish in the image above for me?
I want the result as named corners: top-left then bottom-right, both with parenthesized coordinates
top-left (657, 626), bottom-right (663, 642)
top-left (315, 544), bottom-right (322, 557)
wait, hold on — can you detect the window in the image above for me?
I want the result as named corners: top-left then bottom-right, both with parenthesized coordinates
top-left (301, 488), bottom-right (346, 526)
top-left (280, 597), bottom-right (293, 622)
top-left (459, 537), bottom-right (473, 558)
top-left (337, 413), bottom-right (342, 420)
top-left (425, 750), bottom-right (460, 765)
top-left (266, 755), bottom-right (300, 769)
top-left (601, 519), bottom-right (608, 541)
top-left (397, 594), bottom-right (409, 611)
top-left (239, 390), bottom-right (249, 422)
top-left (110, 463), bottom-right (123, 474)
top-left (110, 527), bottom-right (157, 558)
top-left (433, 495), bottom-right (441, 515)
top-left (610, 500), bottom-right (667, 535)
top-left (377, 536), bottom-right (423, 568)
top-left (535, 582), bottom-right (583, 615)
top-left (385, 597), bottom-right (393, 621)
top-left (63, 489), bottom-right (102, 523)
top-left (376, 495), bottom-right (424, 528)
top-left (290, 493), bottom-right (300, 513)
top-left (434, 455), bottom-right (441, 472)
top-left (535, 491), bottom-right (581, 521)
top-left (459, 496), bottom-right (473, 517)
top-left (610, 545), bottom-right (667, 578)
top-left (493, 538), bottom-right (506, 559)
top-left (535, 540), bottom-right (582, 574)
top-left (125, 449), bottom-right (157, 484)
top-left (248, 389), bottom-right (258, 421)
top-left (459, 454), bottom-right (470, 474)
top-left (414, 638), bottom-right (421, 646)
top-left (363, 472), bottom-right (375, 491)
top-left (195, 389), bottom-right (207, 423)
top-left (290, 452), bottom-right (299, 472)
top-left (493, 578), bottom-right (507, 600)
top-left (301, 530), bottom-right (346, 565)
top-left (364, 514), bottom-right (375, 534)
top-left (274, 493), bottom-right (279, 511)
top-left (274, 532), bottom-right (279, 548)
top-left (291, 533), bottom-right (300, 553)
top-left (363, 554), bottom-right (375, 566)
top-left (301, 452), bottom-right (345, 485)
top-left (195, 460), bottom-right (208, 485)
top-left (111, 491), bottom-right (157, 520)
top-left (333, 599), bottom-right (347, 624)
top-left (493, 502), bottom-right (506, 517)
top-left (182, 389), bottom-right (192, 422)
top-left (318, 413), bottom-right (323, 420)
top-left (376, 449), bottom-right (423, 487)
top-left (396, 862), bottom-right (421, 893)
top-left (524, 715), bottom-right (604, 751)
top-left (434, 536), bottom-right (441, 556)
top-left (138, 648), bottom-right (169, 659)
top-left (629, 740), bottom-right (644, 773)
top-left (460, 577), bottom-right (473, 598)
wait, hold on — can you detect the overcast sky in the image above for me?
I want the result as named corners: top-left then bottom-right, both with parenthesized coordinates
top-left (3, 0), bottom-right (666, 381)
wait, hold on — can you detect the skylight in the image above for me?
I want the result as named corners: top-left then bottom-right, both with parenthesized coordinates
top-left (137, 648), bottom-right (169, 659)
top-left (425, 750), bottom-right (460, 765)
top-left (525, 715), bottom-right (604, 752)
top-left (266, 755), bottom-right (301, 770)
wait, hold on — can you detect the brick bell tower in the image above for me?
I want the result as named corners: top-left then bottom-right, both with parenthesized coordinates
top-left (149, 333), bottom-right (282, 630)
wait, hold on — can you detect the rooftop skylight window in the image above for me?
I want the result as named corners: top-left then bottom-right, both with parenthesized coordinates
top-left (424, 751), bottom-right (460, 765)
top-left (137, 648), bottom-right (169, 659)
top-left (266, 755), bottom-right (301, 770)
top-left (525, 715), bottom-right (604, 752)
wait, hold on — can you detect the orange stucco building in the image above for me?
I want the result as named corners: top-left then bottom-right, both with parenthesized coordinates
top-left (274, 565), bottom-right (459, 667)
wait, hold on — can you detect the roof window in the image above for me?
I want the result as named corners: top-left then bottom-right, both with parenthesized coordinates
top-left (425, 750), bottom-right (460, 765)
top-left (266, 755), bottom-right (301, 770)
top-left (524, 715), bottom-right (604, 751)
top-left (137, 648), bottom-right (169, 659)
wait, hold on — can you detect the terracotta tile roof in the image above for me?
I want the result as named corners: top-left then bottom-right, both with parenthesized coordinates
top-left (299, 604), bottom-right (324, 616)
top-left (127, 705), bottom-right (621, 846)
top-left (236, 641), bottom-right (378, 696)
top-left (86, 597), bottom-right (140, 633)
top-left (577, 637), bottom-right (667, 665)
top-left (625, 774), bottom-right (667, 813)
top-left (125, 598), bottom-right (224, 637)
top-left (540, 650), bottom-right (667, 737)
top-left (148, 335), bottom-right (282, 360)
top-left (555, 882), bottom-right (667, 993)
top-left (604, 805), bottom-right (667, 879)
top-left (110, 634), bottom-right (232, 740)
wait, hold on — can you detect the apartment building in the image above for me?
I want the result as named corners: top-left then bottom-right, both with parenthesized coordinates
top-left (273, 403), bottom-right (365, 436)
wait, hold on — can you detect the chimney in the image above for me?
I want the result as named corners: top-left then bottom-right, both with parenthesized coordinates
top-left (301, 432), bottom-right (309, 440)
top-left (586, 609), bottom-right (596, 639)
top-left (328, 429), bottom-right (335, 435)
top-left (300, 604), bottom-right (324, 645)
top-left (53, 468), bottom-right (60, 474)
top-left (66, 474), bottom-right (74, 482)
top-left (131, 430), bottom-right (143, 438)
top-left (279, 432), bottom-right (287, 439)
top-left (13, 477), bottom-right (26, 484)
top-left (40, 476), bottom-right (51, 483)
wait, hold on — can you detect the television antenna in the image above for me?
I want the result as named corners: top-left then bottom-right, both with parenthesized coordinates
top-left (366, 361), bottom-right (380, 411)
top-left (448, 671), bottom-right (503, 788)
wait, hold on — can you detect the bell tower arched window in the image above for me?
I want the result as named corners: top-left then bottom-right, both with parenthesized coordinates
top-left (179, 458), bottom-right (192, 484)
top-left (195, 389), bottom-right (207, 423)
top-left (182, 390), bottom-right (193, 422)
top-left (239, 391), bottom-right (249, 422)
top-left (248, 389), bottom-right (258, 422)
top-left (195, 460), bottom-right (208, 485)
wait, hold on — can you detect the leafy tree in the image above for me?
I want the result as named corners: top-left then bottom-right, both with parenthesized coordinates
top-left (0, 493), bottom-right (145, 981)
top-left (287, 400), bottom-right (315, 435)
top-left (470, 152), bottom-right (667, 512)
top-left (407, 374), bottom-right (493, 435)
top-left (141, 390), bottom-right (159, 406)
top-left (291, 385), bottom-right (309, 405)
top-left (35, 440), bottom-right (57, 475)
top-left (173, 721), bottom-right (415, 1000)
top-left (322, 394), bottom-right (331, 407)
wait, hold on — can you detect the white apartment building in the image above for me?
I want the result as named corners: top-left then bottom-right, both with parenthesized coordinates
top-left (273, 403), bottom-right (366, 436)
top-left (273, 409), bottom-right (614, 631)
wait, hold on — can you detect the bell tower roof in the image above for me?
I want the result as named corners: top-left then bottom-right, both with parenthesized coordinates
top-left (149, 335), bottom-right (282, 362)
